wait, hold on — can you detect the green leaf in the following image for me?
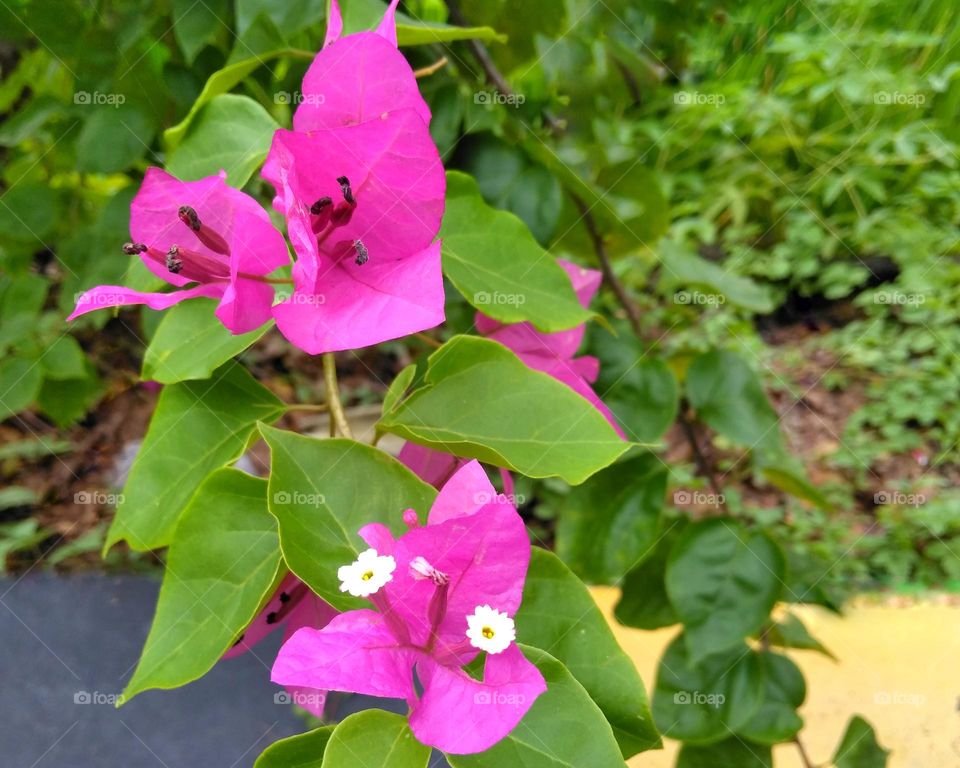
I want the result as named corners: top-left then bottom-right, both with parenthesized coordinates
top-left (440, 172), bottom-right (592, 332)
top-left (589, 325), bottom-right (679, 442)
top-left (763, 612), bottom-right (836, 660)
top-left (832, 716), bottom-right (889, 768)
top-left (447, 646), bottom-right (626, 768)
top-left (686, 349), bottom-right (780, 451)
top-left (737, 652), bottom-right (804, 744)
top-left (756, 461), bottom-right (832, 511)
top-left (595, 163), bottom-right (669, 255)
top-left (659, 240), bottom-right (775, 313)
top-left (122, 469), bottom-right (282, 701)
top-left (0, 486), bottom-right (37, 511)
top-left (556, 453), bottom-right (667, 583)
top-left (0, 96), bottom-right (64, 146)
top-left (614, 534), bottom-right (679, 631)
top-left (106, 362), bottom-right (285, 552)
top-left (166, 94), bottom-right (279, 188)
top-left (37, 363), bottom-right (103, 427)
top-left (75, 103), bottom-right (156, 174)
top-left (322, 710), bottom-right (429, 767)
top-left (0, 184), bottom-right (58, 244)
top-left (143, 299), bottom-right (272, 384)
top-left (255, 726), bottom-right (335, 768)
top-left (173, 0), bottom-right (230, 62)
top-left (40, 335), bottom-right (87, 380)
top-left (0, 355), bottom-right (43, 420)
top-left (0, 273), bottom-right (47, 352)
top-left (666, 519), bottom-right (785, 663)
top-left (261, 426), bottom-right (436, 611)
top-left (516, 550), bottom-right (660, 757)
top-left (164, 49), bottom-right (304, 149)
top-left (378, 336), bottom-right (630, 485)
top-left (652, 634), bottom-right (764, 744)
top-left (676, 737), bottom-right (772, 768)
top-left (340, 0), bottom-right (504, 45)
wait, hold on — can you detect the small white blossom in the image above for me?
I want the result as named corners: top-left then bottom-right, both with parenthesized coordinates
top-left (338, 548), bottom-right (396, 597)
top-left (409, 555), bottom-right (449, 585)
top-left (466, 605), bottom-right (516, 654)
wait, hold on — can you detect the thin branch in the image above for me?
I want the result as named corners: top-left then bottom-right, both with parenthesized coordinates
top-left (794, 736), bottom-right (816, 768)
top-left (322, 353), bottom-right (354, 439)
top-left (414, 56), bottom-right (449, 79)
top-left (677, 401), bottom-right (727, 508)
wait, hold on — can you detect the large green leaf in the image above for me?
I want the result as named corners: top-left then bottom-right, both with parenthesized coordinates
top-left (340, 0), bottom-right (504, 45)
top-left (0, 272), bottom-right (47, 352)
top-left (255, 726), bottom-right (335, 768)
top-left (516, 549), bottom-right (660, 756)
top-left (447, 646), bottom-right (626, 768)
top-left (0, 355), bottom-right (43, 420)
top-left (173, 0), bottom-right (230, 62)
top-left (832, 716), bottom-right (889, 768)
top-left (440, 172), bottom-right (592, 332)
top-left (652, 634), bottom-right (764, 744)
top-left (589, 325), bottom-right (679, 443)
top-left (166, 94), bottom-right (279, 188)
top-left (321, 710), bottom-right (429, 767)
top-left (762, 611), bottom-right (836, 660)
top-left (106, 362), bottom-right (285, 552)
top-left (685, 349), bottom-right (780, 451)
top-left (122, 469), bottom-right (281, 701)
top-left (142, 299), bottom-right (272, 384)
top-left (665, 519), bottom-right (785, 663)
top-left (377, 336), bottom-right (630, 485)
top-left (261, 426), bottom-right (436, 611)
top-left (614, 535), bottom-right (679, 631)
top-left (556, 453), bottom-right (667, 583)
top-left (737, 652), bottom-right (805, 745)
top-left (75, 103), bottom-right (156, 174)
top-left (676, 738), bottom-right (772, 768)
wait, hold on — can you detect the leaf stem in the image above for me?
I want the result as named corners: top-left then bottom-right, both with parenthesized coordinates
top-left (794, 736), bottom-right (815, 768)
top-left (414, 56), bottom-right (449, 79)
top-left (322, 353), bottom-right (354, 439)
top-left (285, 403), bottom-right (330, 413)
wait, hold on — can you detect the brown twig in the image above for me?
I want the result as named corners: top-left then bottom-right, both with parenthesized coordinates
top-left (794, 736), bottom-right (816, 768)
top-left (414, 56), bottom-right (449, 79)
top-left (322, 353), bottom-right (353, 439)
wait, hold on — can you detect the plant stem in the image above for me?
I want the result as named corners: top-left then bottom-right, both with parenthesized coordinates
top-left (794, 736), bottom-right (815, 768)
top-left (415, 332), bottom-right (443, 349)
top-left (414, 56), bottom-right (449, 78)
top-left (322, 353), bottom-right (354, 439)
top-left (285, 403), bottom-right (329, 413)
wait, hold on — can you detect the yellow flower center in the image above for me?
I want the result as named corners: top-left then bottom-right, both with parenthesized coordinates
top-left (482, 626), bottom-right (495, 639)
top-left (362, 570), bottom-right (374, 581)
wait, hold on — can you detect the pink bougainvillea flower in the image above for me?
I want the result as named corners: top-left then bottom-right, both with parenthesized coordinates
top-left (296, 0), bottom-right (430, 131)
top-left (272, 461), bottom-right (546, 754)
top-left (264, 108), bottom-right (445, 353)
top-left (67, 168), bottom-right (288, 334)
top-left (475, 259), bottom-right (625, 437)
top-left (225, 573), bottom-right (337, 717)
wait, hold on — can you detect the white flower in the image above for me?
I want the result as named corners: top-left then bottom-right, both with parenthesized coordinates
top-left (466, 605), bottom-right (516, 654)
top-left (409, 555), bottom-right (449, 585)
top-left (338, 548), bottom-right (396, 597)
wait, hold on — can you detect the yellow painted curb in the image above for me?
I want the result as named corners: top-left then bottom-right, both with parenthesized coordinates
top-left (589, 588), bottom-right (960, 767)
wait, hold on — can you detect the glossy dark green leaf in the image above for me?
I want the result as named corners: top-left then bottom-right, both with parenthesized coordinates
top-left (652, 634), bottom-right (764, 744)
top-left (123, 469), bottom-right (282, 701)
top-left (322, 710), bottom-right (429, 767)
top-left (440, 172), bottom-right (592, 332)
top-left (686, 349), bottom-right (780, 450)
top-left (737, 652), bottom-right (805, 744)
top-left (556, 453), bottom-right (667, 583)
top-left (677, 737), bottom-right (772, 768)
top-left (763, 612), bottom-right (836, 660)
top-left (613, 526), bottom-right (682, 631)
top-left (666, 519), bottom-right (785, 663)
top-left (516, 549), bottom-right (660, 756)
top-left (255, 726), bottom-right (334, 768)
top-left (832, 716), bottom-right (890, 768)
top-left (447, 646), bottom-right (626, 768)
top-left (106, 362), bottom-right (285, 552)
top-left (261, 426), bottom-right (436, 611)
top-left (377, 336), bottom-right (630, 485)
top-left (142, 299), bottom-right (272, 384)
top-left (166, 94), bottom-right (279, 187)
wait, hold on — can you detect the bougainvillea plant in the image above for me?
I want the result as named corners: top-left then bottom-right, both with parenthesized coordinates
top-left (66, 0), bottom-right (888, 766)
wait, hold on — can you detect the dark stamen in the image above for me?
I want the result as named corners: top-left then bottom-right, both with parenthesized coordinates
top-left (178, 205), bottom-right (201, 232)
top-left (337, 176), bottom-right (356, 205)
top-left (231, 633), bottom-right (245, 647)
top-left (166, 245), bottom-right (183, 274)
top-left (266, 612), bottom-right (278, 625)
top-left (310, 197), bottom-right (332, 215)
top-left (123, 242), bottom-right (147, 255)
top-left (353, 239), bottom-right (369, 266)
top-left (279, 592), bottom-right (291, 603)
